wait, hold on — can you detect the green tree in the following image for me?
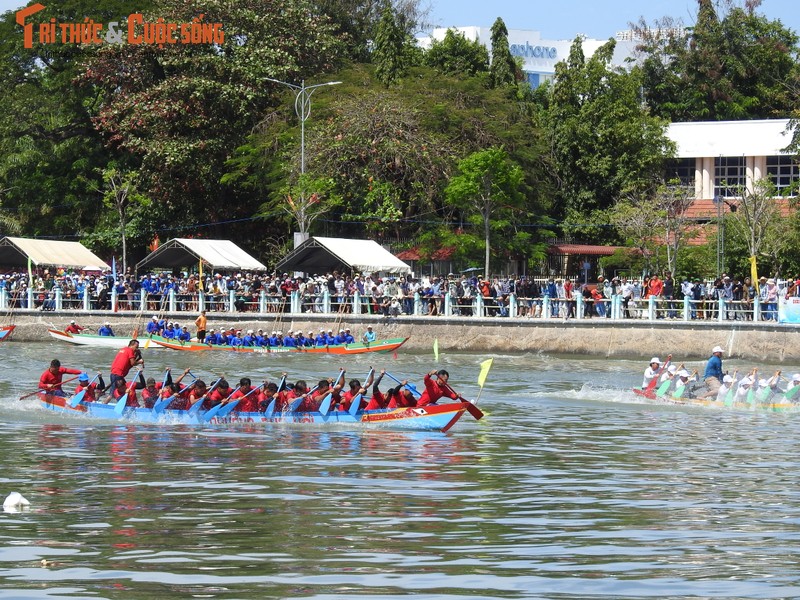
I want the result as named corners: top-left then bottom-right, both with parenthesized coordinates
top-left (544, 37), bottom-right (673, 237)
top-left (489, 17), bottom-right (516, 88)
top-left (445, 147), bottom-right (524, 277)
top-left (425, 29), bottom-right (489, 78)
top-left (373, 5), bottom-right (407, 86)
top-left (634, 0), bottom-right (800, 121)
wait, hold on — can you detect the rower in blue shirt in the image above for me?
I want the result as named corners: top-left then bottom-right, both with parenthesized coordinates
top-left (282, 332), bottom-right (296, 347)
top-left (178, 326), bottom-right (192, 342)
top-left (335, 329), bottom-right (348, 345)
top-left (362, 325), bottom-right (376, 343)
top-left (344, 328), bottom-right (355, 344)
top-left (242, 330), bottom-right (255, 346)
top-left (204, 329), bottom-right (217, 345)
top-left (698, 345), bottom-right (725, 398)
top-left (97, 321), bottom-right (114, 336)
top-left (161, 324), bottom-right (176, 339)
top-left (146, 315), bottom-right (160, 335)
top-left (325, 329), bottom-right (337, 345)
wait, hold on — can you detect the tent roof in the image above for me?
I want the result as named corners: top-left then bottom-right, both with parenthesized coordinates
top-left (276, 237), bottom-right (411, 275)
top-left (0, 237), bottom-right (110, 269)
top-left (136, 238), bottom-right (267, 272)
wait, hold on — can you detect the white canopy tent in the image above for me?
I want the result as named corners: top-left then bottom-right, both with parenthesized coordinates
top-left (0, 237), bottom-right (110, 269)
top-left (136, 238), bottom-right (267, 272)
top-left (275, 237), bottom-right (411, 275)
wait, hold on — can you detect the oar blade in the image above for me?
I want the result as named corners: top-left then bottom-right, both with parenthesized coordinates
top-left (216, 399), bottom-right (240, 418)
top-left (264, 399), bottom-right (277, 418)
top-left (655, 379), bottom-right (671, 398)
top-left (288, 397), bottom-right (304, 412)
top-left (152, 397), bottom-right (172, 414)
top-left (113, 394), bottom-right (128, 416)
top-left (67, 390), bottom-right (87, 408)
top-left (348, 393), bottom-right (363, 416)
top-left (319, 393), bottom-right (333, 416)
top-left (463, 401), bottom-right (484, 420)
top-left (202, 403), bottom-right (223, 422)
top-left (188, 398), bottom-right (205, 416)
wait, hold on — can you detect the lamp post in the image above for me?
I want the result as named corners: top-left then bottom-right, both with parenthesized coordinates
top-left (264, 77), bottom-right (342, 180)
top-left (713, 194), bottom-right (724, 277)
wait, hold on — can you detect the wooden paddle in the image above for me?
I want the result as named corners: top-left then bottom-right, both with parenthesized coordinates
top-left (113, 374), bottom-right (141, 416)
top-left (188, 378), bottom-right (222, 416)
top-left (153, 381), bottom-right (197, 415)
top-left (644, 354), bottom-right (672, 393)
top-left (19, 373), bottom-right (82, 401)
top-left (348, 368), bottom-right (375, 416)
top-left (319, 369), bottom-right (345, 416)
top-left (439, 379), bottom-right (485, 420)
top-left (67, 374), bottom-right (100, 408)
top-left (202, 386), bottom-right (241, 422)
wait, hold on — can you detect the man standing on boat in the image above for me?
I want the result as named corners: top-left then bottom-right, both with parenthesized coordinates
top-left (109, 339), bottom-right (144, 391)
top-left (194, 310), bottom-right (207, 342)
top-left (38, 359), bottom-right (82, 396)
top-left (698, 346), bottom-right (725, 398)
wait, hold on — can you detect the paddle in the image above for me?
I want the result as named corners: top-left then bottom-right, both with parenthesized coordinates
top-left (746, 369), bottom-right (759, 405)
top-left (153, 381), bottom-right (197, 415)
top-left (263, 374), bottom-right (286, 418)
top-left (349, 368), bottom-right (375, 416)
top-left (213, 382), bottom-right (266, 419)
top-left (671, 370), bottom-right (697, 399)
top-left (655, 362), bottom-right (684, 398)
top-left (757, 370), bottom-right (781, 404)
top-left (784, 382), bottom-right (800, 402)
top-left (202, 386), bottom-right (241, 422)
top-left (723, 369), bottom-right (739, 407)
top-left (384, 371), bottom-right (421, 397)
top-left (645, 354), bottom-right (672, 393)
top-left (288, 385), bottom-right (320, 412)
top-left (188, 378), bottom-right (222, 416)
top-left (19, 373), bottom-right (82, 401)
top-left (319, 369), bottom-right (345, 416)
top-left (439, 379), bottom-right (485, 420)
top-left (113, 374), bottom-right (141, 416)
top-left (67, 374), bottom-right (100, 408)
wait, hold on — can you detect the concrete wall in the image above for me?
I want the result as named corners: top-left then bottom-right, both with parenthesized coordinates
top-left (8, 310), bottom-right (800, 363)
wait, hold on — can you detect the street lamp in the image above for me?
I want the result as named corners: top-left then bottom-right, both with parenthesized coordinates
top-left (264, 78), bottom-right (342, 179)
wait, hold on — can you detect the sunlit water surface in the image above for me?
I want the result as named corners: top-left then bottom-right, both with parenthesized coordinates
top-left (1, 342), bottom-right (800, 599)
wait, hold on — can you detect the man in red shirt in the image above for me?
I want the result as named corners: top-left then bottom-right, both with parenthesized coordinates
top-left (65, 320), bottom-right (84, 334)
top-left (38, 359), bottom-right (82, 396)
top-left (228, 378), bottom-right (264, 413)
top-left (416, 369), bottom-right (462, 407)
top-left (109, 340), bottom-right (144, 390)
top-left (206, 379), bottom-right (233, 410)
top-left (73, 372), bottom-right (105, 402)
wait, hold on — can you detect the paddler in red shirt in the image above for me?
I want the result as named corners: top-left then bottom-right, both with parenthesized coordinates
top-left (206, 379), bottom-right (233, 410)
top-left (305, 376), bottom-right (344, 412)
top-left (73, 372), bottom-right (105, 402)
top-left (38, 359), bottom-right (82, 396)
top-left (109, 340), bottom-right (144, 390)
top-left (338, 370), bottom-right (376, 412)
top-left (228, 377), bottom-right (264, 412)
top-left (416, 369), bottom-right (461, 407)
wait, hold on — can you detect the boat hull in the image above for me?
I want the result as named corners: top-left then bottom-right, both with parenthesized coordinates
top-left (37, 393), bottom-right (469, 432)
top-left (151, 337), bottom-right (409, 355)
top-left (48, 329), bottom-right (167, 348)
top-left (0, 325), bottom-right (14, 342)
top-left (632, 387), bottom-right (799, 412)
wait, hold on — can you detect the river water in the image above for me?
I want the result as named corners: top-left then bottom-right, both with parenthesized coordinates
top-left (1, 342), bottom-right (800, 599)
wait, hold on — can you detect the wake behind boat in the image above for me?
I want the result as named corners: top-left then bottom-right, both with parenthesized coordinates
top-left (151, 336), bottom-right (409, 355)
top-left (37, 392), bottom-right (471, 433)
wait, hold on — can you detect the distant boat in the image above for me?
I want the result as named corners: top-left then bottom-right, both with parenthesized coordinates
top-left (47, 329), bottom-right (165, 348)
top-left (151, 337), bottom-right (409, 355)
top-left (0, 325), bottom-right (15, 342)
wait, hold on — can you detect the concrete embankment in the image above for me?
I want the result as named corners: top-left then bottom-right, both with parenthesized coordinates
top-left (6, 310), bottom-right (800, 363)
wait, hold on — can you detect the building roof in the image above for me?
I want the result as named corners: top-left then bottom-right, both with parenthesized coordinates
top-left (668, 119), bottom-right (793, 158)
top-left (276, 237), bottom-right (411, 275)
top-left (547, 243), bottom-right (624, 256)
top-left (0, 237), bottom-right (110, 269)
top-left (136, 238), bottom-right (266, 272)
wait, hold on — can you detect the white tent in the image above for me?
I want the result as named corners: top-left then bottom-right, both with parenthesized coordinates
top-left (136, 238), bottom-right (267, 272)
top-left (275, 237), bottom-right (411, 275)
top-left (0, 237), bottom-right (110, 269)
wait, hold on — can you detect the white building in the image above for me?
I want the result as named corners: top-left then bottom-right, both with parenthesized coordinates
top-left (666, 119), bottom-right (798, 200)
top-left (421, 26), bottom-right (638, 87)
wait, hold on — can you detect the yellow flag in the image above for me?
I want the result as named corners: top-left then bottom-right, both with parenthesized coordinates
top-left (198, 260), bottom-right (204, 291)
top-left (433, 338), bottom-right (439, 362)
top-left (478, 358), bottom-right (493, 388)
top-left (750, 256), bottom-right (759, 296)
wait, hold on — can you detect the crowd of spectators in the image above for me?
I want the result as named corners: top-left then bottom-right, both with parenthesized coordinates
top-left (0, 267), bottom-right (794, 322)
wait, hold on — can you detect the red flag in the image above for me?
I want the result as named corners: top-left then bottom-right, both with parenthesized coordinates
top-left (392, 350), bottom-right (398, 360)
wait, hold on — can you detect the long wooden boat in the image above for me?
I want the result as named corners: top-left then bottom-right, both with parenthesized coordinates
top-left (632, 386), bottom-right (799, 413)
top-left (47, 329), bottom-right (168, 348)
top-left (0, 325), bottom-right (14, 342)
top-left (151, 336), bottom-right (409, 355)
top-left (37, 392), bottom-right (471, 432)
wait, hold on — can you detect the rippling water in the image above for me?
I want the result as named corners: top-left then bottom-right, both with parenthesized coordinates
top-left (2, 342), bottom-right (800, 599)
